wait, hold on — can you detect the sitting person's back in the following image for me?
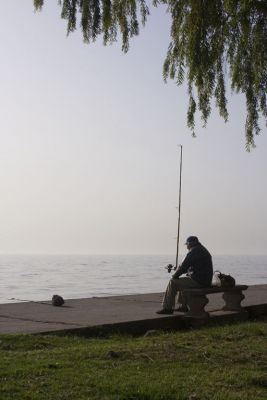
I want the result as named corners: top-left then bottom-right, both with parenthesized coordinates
top-left (173, 241), bottom-right (213, 287)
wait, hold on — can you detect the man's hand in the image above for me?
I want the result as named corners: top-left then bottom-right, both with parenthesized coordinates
top-left (165, 264), bottom-right (174, 273)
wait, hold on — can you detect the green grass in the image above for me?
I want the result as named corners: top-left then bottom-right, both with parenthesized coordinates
top-left (0, 319), bottom-right (267, 400)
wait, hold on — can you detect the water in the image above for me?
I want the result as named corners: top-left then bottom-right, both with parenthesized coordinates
top-left (0, 254), bottom-right (266, 304)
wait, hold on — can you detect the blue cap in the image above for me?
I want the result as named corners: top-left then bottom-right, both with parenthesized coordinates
top-left (185, 236), bottom-right (199, 245)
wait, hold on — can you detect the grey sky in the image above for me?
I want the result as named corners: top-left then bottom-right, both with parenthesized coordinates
top-left (0, 2), bottom-right (266, 256)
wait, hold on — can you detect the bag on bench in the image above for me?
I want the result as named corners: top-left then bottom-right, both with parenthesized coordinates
top-left (212, 270), bottom-right (236, 288)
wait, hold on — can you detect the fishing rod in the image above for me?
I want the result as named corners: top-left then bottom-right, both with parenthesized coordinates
top-left (166, 144), bottom-right (183, 273)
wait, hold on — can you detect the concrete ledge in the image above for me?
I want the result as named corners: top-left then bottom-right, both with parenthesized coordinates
top-left (245, 303), bottom-right (267, 317)
top-left (42, 306), bottom-right (265, 337)
top-left (0, 285), bottom-right (266, 336)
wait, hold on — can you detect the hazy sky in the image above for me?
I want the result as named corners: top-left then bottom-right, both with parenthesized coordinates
top-left (0, 2), bottom-right (266, 256)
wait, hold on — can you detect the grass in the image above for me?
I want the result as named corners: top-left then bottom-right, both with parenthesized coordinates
top-left (0, 319), bottom-right (267, 400)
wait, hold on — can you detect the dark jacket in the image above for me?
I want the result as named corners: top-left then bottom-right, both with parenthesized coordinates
top-left (172, 243), bottom-right (213, 286)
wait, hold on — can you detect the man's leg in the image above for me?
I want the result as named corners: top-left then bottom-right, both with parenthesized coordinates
top-left (176, 291), bottom-right (188, 311)
top-left (175, 277), bottom-right (201, 310)
top-left (161, 278), bottom-right (181, 310)
top-left (157, 277), bottom-right (201, 314)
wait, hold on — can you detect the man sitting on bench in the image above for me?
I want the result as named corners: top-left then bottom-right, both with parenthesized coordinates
top-left (156, 236), bottom-right (213, 315)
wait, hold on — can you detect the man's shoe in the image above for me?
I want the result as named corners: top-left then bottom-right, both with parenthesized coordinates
top-left (174, 305), bottom-right (188, 313)
top-left (156, 309), bottom-right (173, 315)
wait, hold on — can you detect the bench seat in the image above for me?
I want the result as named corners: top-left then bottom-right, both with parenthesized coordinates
top-left (181, 285), bottom-right (248, 318)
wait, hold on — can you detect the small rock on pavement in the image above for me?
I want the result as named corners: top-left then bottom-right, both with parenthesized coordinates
top-left (52, 294), bottom-right (65, 306)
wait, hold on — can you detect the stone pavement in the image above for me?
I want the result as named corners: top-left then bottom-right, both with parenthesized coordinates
top-left (0, 285), bottom-right (266, 335)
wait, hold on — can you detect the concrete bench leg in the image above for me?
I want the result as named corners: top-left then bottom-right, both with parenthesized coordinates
top-left (222, 290), bottom-right (245, 312)
top-left (185, 293), bottom-right (209, 318)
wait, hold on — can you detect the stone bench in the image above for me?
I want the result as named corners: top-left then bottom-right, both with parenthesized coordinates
top-left (181, 285), bottom-right (248, 318)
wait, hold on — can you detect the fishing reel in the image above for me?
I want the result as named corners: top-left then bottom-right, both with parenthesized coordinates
top-left (165, 264), bottom-right (177, 273)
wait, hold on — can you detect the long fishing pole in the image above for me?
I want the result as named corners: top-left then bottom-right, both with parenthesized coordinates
top-left (175, 144), bottom-right (183, 270)
top-left (165, 144), bottom-right (183, 273)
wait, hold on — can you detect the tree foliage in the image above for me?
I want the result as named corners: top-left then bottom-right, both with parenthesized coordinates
top-left (34, 0), bottom-right (267, 149)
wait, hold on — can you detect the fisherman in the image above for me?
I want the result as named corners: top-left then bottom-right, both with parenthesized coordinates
top-left (156, 236), bottom-right (213, 314)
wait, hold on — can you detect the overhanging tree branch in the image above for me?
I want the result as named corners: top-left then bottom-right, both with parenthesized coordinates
top-left (34, 0), bottom-right (267, 150)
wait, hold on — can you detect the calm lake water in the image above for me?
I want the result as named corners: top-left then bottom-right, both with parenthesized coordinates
top-left (0, 254), bottom-right (266, 304)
